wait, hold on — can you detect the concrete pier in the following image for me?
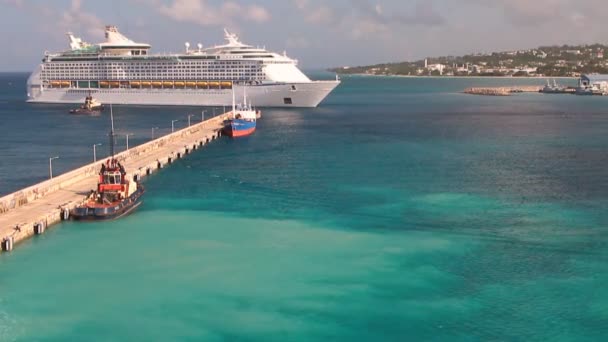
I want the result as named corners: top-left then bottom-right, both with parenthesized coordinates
top-left (0, 112), bottom-right (231, 252)
top-left (464, 86), bottom-right (542, 96)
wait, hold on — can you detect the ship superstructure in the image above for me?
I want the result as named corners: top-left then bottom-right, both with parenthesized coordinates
top-left (27, 26), bottom-right (339, 107)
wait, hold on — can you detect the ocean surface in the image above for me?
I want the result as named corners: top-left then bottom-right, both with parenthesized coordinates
top-left (1, 73), bottom-right (608, 341)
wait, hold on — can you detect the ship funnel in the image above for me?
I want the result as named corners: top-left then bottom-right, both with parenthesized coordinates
top-left (104, 25), bottom-right (140, 45)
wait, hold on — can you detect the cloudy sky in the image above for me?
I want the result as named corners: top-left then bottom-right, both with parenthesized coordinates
top-left (2, 0), bottom-right (608, 71)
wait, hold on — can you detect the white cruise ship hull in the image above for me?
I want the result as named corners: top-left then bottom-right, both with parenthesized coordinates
top-left (26, 80), bottom-right (340, 108)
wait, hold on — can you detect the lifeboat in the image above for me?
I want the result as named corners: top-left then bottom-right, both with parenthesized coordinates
top-left (61, 81), bottom-right (71, 87)
top-left (100, 81), bottom-right (110, 88)
top-left (50, 81), bottom-right (61, 87)
top-left (109, 81), bottom-right (120, 88)
top-left (163, 81), bottom-right (174, 87)
top-left (220, 81), bottom-right (233, 88)
top-left (174, 81), bottom-right (185, 88)
top-left (196, 81), bottom-right (208, 88)
top-left (209, 81), bottom-right (220, 88)
top-left (152, 81), bottom-right (162, 88)
top-left (141, 81), bottom-right (151, 87)
top-left (130, 81), bottom-right (141, 88)
top-left (185, 81), bottom-right (196, 87)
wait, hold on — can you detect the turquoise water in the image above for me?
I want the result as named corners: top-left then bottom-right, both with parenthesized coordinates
top-left (2, 74), bottom-right (608, 340)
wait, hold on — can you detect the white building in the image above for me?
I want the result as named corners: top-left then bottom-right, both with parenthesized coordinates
top-left (579, 74), bottom-right (608, 92)
top-left (427, 63), bottom-right (446, 75)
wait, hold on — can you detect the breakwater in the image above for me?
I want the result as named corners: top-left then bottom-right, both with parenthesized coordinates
top-left (0, 112), bottom-right (231, 252)
top-left (464, 86), bottom-right (542, 96)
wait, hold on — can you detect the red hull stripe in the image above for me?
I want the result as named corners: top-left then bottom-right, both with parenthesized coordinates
top-left (230, 127), bottom-right (256, 137)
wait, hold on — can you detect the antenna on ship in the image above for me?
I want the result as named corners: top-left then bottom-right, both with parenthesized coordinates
top-left (243, 85), bottom-right (247, 107)
top-left (109, 104), bottom-right (115, 157)
top-left (231, 87), bottom-right (236, 119)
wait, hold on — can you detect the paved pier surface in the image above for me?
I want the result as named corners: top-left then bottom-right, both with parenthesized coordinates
top-left (0, 113), bottom-right (230, 252)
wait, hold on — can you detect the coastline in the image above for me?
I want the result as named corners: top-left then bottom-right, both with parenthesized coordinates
top-left (336, 73), bottom-right (576, 79)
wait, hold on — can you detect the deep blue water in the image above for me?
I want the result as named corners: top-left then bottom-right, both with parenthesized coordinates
top-left (1, 73), bottom-right (608, 340)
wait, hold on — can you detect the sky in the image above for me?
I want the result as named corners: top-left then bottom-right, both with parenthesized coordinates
top-left (2, 0), bottom-right (608, 71)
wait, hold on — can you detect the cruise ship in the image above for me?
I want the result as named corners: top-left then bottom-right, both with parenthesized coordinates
top-left (27, 26), bottom-right (340, 107)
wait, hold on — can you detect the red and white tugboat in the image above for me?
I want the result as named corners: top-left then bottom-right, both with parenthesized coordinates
top-left (70, 106), bottom-right (144, 220)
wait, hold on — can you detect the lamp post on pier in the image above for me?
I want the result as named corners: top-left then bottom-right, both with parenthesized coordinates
top-left (49, 156), bottom-right (59, 179)
top-left (125, 133), bottom-right (134, 150)
top-left (151, 127), bottom-right (159, 139)
top-left (93, 143), bottom-right (102, 162)
top-left (201, 110), bottom-right (206, 122)
top-left (171, 119), bottom-right (179, 133)
top-left (188, 114), bottom-right (195, 127)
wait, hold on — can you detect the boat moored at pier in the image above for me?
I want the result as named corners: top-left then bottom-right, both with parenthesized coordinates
top-left (70, 158), bottom-right (145, 221)
top-left (223, 88), bottom-right (259, 138)
top-left (70, 107), bottom-right (144, 221)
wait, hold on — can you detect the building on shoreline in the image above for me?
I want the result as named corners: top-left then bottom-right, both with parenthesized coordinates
top-left (579, 74), bottom-right (608, 92)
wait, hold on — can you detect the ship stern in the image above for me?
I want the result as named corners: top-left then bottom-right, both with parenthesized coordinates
top-left (26, 65), bottom-right (43, 102)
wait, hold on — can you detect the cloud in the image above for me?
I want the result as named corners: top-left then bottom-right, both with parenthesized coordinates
top-left (294, 0), bottom-right (308, 10)
top-left (248, 5), bottom-right (271, 23)
top-left (294, 0), bottom-right (445, 40)
top-left (375, 4), bottom-right (382, 15)
top-left (403, 1), bottom-right (446, 26)
top-left (305, 5), bottom-right (333, 24)
top-left (59, 0), bottom-right (105, 40)
top-left (286, 36), bottom-right (310, 49)
top-left (349, 18), bottom-right (390, 39)
top-left (350, 0), bottom-right (445, 27)
top-left (2, 0), bottom-right (24, 7)
top-left (462, 0), bottom-right (596, 28)
top-left (293, 0), bottom-right (333, 24)
top-left (3, 0), bottom-right (104, 41)
top-left (157, 0), bottom-right (270, 27)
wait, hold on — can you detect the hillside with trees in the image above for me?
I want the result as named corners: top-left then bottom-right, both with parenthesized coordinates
top-left (331, 44), bottom-right (608, 77)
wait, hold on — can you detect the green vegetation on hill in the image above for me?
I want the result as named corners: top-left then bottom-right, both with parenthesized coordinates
top-left (331, 44), bottom-right (608, 77)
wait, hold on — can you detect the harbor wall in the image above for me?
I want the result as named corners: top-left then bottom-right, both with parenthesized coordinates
top-left (464, 86), bottom-right (542, 96)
